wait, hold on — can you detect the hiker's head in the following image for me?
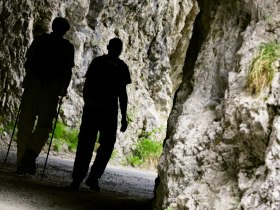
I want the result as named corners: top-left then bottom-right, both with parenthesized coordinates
top-left (107, 38), bottom-right (123, 58)
top-left (33, 23), bottom-right (47, 37)
top-left (52, 17), bottom-right (70, 36)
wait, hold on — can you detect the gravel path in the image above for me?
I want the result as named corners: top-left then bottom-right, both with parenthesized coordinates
top-left (0, 149), bottom-right (157, 210)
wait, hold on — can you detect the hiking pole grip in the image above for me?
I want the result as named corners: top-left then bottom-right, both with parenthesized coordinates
top-left (41, 96), bottom-right (63, 180)
top-left (3, 102), bottom-right (22, 166)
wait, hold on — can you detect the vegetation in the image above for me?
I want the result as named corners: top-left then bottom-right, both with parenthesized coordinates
top-left (51, 122), bottom-right (103, 155)
top-left (246, 42), bottom-right (280, 95)
top-left (126, 128), bottom-right (163, 169)
top-left (0, 111), bottom-right (18, 135)
top-left (0, 106), bottom-right (23, 139)
top-left (0, 113), bottom-right (163, 169)
top-left (0, 120), bottom-right (15, 135)
top-left (51, 120), bottom-right (79, 152)
top-left (110, 149), bottom-right (118, 160)
top-left (126, 106), bottom-right (137, 124)
top-left (93, 133), bottom-right (100, 152)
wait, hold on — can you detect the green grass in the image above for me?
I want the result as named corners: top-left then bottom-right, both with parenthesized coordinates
top-left (110, 149), bottom-right (118, 160)
top-left (126, 106), bottom-right (137, 124)
top-left (52, 121), bottom-right (79, 152)
top-left (0, 106), bottom-right (23, 136)
top-left (51, 121), bottom-right (103, 153)
top-left (126, 128), bottom-right (163, 169)
top-left (0, 114), bottom-right (16, 135)
top-left (246, 42), bottom-right (280, 94)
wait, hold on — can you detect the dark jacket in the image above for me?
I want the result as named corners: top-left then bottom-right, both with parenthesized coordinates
top-left (83, 55), bottom-right (131, 106)
top-left (24, 32), bottom-right (75, 95)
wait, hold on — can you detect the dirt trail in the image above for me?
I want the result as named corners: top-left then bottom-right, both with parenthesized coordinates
top-left (0, 150), bottom-right (157, 210)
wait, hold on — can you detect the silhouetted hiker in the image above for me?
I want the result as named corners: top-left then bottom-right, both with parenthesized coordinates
top-left (70, 38), bottom-right (131, 191)
top-left (16, 17), bottom-right (75, 175)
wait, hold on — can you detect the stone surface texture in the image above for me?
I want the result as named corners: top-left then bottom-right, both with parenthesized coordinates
top-left (156, 0), bottom-right (280, 209)
top-left (2, 0), bottom-right (280, 210)
top-left (0, 0), bottom-right (195, 160)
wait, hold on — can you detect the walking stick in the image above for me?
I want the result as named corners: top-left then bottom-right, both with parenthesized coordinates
top-left (3, 102), bottom-right (22, 166)
top-left (41, 97), bottom-right (63, 180)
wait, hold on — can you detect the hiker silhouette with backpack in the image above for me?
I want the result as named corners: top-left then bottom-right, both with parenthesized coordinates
top-left (70, 38), bottom-right (131, 191)
top-left (16, 17), bottom-right (75, 175)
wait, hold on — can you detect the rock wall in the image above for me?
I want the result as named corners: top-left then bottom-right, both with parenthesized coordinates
top-left (2, 0), bottom-right (280, 209)
top-left (156, 0), bottom-right (280, 209)
top-left (84, 0), bottom-right (198, 157)
top-left (0, 0), bottom-right (194, 159)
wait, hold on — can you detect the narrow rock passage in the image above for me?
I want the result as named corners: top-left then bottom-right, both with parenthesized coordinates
top-left (0, 150), bottom-right (157, 210)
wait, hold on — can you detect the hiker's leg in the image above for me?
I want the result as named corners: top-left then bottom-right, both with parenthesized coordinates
top-left (72, 105), bottom-right (98, 184)
top-left (17, 87), bottom-right (39, 168)
top-left (27, 89), bottom-right (58, 155)
top-left (88, 113), bottom-right (117, 179)
top-left (88, 132), bottom-right (116, 179)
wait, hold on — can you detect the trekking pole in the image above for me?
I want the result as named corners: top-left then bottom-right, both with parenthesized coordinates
top-left (41, 96), bottom-right (63, 180)
top-left (3, 102), bottom-right (22, 166)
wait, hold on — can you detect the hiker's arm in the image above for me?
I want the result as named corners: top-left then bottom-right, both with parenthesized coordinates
top-left (119, 85), bottom-right (128, 132)
top-left (60, 45), bottom-right (75, 96)
top-left (22, 36), bottom-right (42, 88)
top-left (24, 36), bottom-right (43, 73)
top-left (82, 58), bottom-right (96, 100)
top-left (60, 68), bottom-right (72, 96)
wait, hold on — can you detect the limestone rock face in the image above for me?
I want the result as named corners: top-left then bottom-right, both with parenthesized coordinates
top-left (84, 0), bottom-right (198, 157)
top-left (3, 0), bottom-right (280, 209)
top-left (0, 0), bottom-right (195, 159)
top-left (156, 0), bottom-right (280, 209)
